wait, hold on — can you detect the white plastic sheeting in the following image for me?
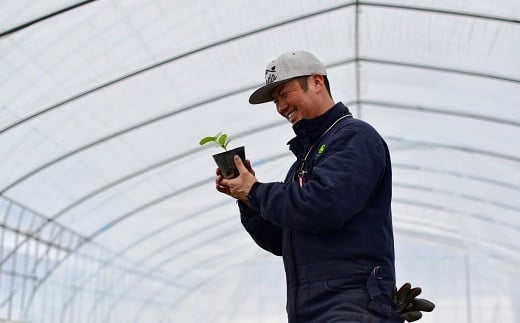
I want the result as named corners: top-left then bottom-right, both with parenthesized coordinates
top-left (1, 1), bottom-right (519, 322)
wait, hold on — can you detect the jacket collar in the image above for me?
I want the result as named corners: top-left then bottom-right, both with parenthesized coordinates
top-left (288, 102), bottom-right (350, 157)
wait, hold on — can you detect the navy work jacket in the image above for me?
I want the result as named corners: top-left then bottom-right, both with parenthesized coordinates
top-left (238, 102), bottom-right (397, 321)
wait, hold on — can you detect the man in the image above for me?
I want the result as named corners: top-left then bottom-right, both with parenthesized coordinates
top-left (216, 51), bottom-right (423, 322)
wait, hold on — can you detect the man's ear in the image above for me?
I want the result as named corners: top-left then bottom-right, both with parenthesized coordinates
top-left (310, 74), bottom-right (325, 94)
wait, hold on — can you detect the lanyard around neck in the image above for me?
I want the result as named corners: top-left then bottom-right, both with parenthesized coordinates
top-left (297, 113), bottom-right (352, 187)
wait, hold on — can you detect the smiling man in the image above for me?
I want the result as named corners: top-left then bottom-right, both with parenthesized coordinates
top-left (216, 51), bottom-right (403, 322)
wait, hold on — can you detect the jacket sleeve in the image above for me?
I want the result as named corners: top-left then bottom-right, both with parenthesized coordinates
top-left (247, 127), bottom-right (387, 233)
top-left (238, 201), bottom-right (282, 256)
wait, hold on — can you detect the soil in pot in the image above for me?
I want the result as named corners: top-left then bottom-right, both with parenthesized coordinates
top-left (213, 146), bottom-right (246, 179)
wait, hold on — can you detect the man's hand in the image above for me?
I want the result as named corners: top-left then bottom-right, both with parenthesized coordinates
top-left (216, 155), bottom-right (257, 203)
top-left (393, 282), bottom-right (435, 322)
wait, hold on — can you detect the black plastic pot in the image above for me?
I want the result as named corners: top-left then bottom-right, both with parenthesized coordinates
top-left (212, 146), bottom-right (246, 179)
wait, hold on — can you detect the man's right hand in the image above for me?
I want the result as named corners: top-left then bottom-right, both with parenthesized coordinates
top-left (216, 157), bottom-right (256, 201)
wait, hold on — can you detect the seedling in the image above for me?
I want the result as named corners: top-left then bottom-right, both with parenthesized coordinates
top-left (199, 132), bottom-right (245, 179)
top-left (199, 132), bottom-right (232, 151)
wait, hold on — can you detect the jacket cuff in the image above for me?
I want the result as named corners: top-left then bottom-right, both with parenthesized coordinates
top-left (246, 181), bottom-right (261, 211)
top-left (237, 200), bottom-right (252, 214)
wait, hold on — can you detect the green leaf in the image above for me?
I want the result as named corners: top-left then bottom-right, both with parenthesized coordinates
top-left (199, 136), bottom-right (217, 146)
top-left (217, 133), bottom-right (228, 150)
top-left (198, 132), bottom-right (231, 151)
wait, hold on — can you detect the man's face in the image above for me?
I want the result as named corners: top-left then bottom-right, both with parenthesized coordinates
top-left (270, 77), bottom-right (317, 124)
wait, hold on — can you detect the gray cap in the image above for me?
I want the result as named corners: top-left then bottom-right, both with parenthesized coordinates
top-left (249, 51), bottom-right (327, 104)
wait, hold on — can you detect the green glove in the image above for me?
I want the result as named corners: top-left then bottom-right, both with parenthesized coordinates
top-left (393, 282), bottom-right (435, 322)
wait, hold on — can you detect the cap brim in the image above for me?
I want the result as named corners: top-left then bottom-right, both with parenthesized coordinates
top-left (248, 79), bottom-right (289, 104)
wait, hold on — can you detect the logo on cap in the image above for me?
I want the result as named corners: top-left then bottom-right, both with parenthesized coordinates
top-left (265, 66), bottom-right (277, 85)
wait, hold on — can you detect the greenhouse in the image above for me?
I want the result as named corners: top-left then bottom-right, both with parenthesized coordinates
top-left (1, 1), bottom-right (519, 322)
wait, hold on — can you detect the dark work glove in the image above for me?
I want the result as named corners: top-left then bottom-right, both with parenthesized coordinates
top-left (393, 282), bottom-right (435, 322)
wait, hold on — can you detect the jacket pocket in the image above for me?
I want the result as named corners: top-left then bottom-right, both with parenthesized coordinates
top-left (325, 277), bottom-right (366, 295)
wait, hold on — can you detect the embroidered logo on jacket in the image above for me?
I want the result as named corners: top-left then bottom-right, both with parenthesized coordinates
top-left (316, 144), bottom-right (326, 157)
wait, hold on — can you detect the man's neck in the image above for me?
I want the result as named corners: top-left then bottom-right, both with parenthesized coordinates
top-left (315, 97), bottom-right (336, 117)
